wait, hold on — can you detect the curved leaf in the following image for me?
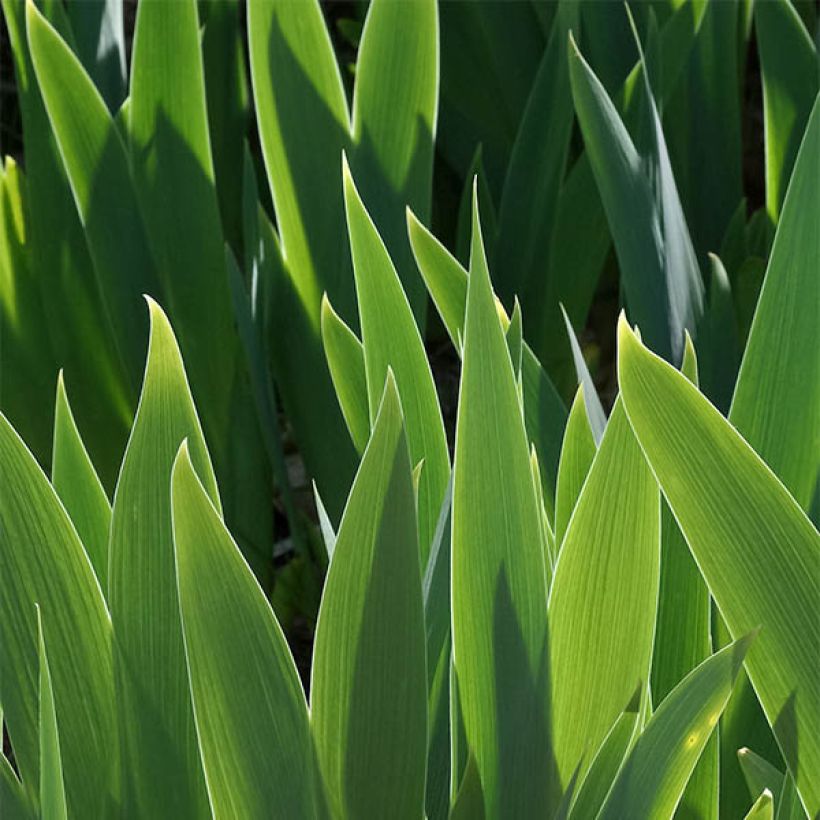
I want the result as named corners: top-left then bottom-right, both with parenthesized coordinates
top-left (618, 316), bottom-right (820, 814)
top-left (600, 635), bottom-right (753, 819)
top-left (172, 443), bottom-right (317, 818)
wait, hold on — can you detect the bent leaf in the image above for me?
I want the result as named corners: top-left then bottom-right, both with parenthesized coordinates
top-left (618, 317), bottom-right (820, 814)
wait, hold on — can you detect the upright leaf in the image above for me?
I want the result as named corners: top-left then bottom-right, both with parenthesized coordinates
top-left (172, 443), bottom-right (317, 818)
top-left (407, 210), bottom-right (567, 506)
top-left (66, 0), bottom-right (126, 111)
top-left (247, 0), bottom-right (355, 519)
top-left (549, 401), bottom-right (659, 786)
top-left (321, 295), bottom-right (369, 456)
top-left (0, 413), bottom-right (115, 817)
top-left (730, 97), bottom-right (820, 512)
top-left (343, 159), bottom-right (449, 561)
top-left (36, 608), bottom-right (66, 820)
top-left (311, 374), bottom-right (426, 819)
top-left (351, 0), bottom-right (438, 323)
top-left (618, 317), bottom-right (820, 814)
top-left (553, 386), bottom-right (596, 549)
top-left (569, 32), bottom-right (704, 363)
top-left (109, 300), bottom-right (216, 817)
top-left (754, 0), bottom-right (817, 221)
top-left (451, 194), bottom-right (554, 817)
top-left (27, 1), bottom-right (159, 385)
top-left (51, 373), bottom-right (111, 591)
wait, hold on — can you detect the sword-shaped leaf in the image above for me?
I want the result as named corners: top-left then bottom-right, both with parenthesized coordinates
top-left (451, 193), bottom-right (553, 817)
top-left (109, 300), bottom-right (217, 817)
top-left (311, 374), bottom-right (426, 819)
top-left (549, 400), bottom-right (659, 787)
top-left (171, 443), bottom-right (317, 817)
top-left (343, 159), bottom-right (449, 561)
top-left (599, 635), bottom-right (754, 819)
top-left (0, 413), bottom-right (115, 817)
top-left (618, 317), bottom-right (820, 814)
top-left (51, 373), bottom-right (111, 591)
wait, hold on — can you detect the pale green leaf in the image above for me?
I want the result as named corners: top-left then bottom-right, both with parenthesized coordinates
top-left (568, 690), bottom-right (640, 820)
top-left (321, 294), bottom-right (369, 456)
top-left (738, 747), bottom-right (785, 808)
top-left (109, 299), bottom-right (216, 817)
top-left (618, 317), bottom-right (820, 814)
top-left (730, 96), bottom-right (820, 513)
top-left (51, 372), bottom-right (111, 591)
top-left (311, 373), bottom-right (426, 819)
top-left (549, 400), bottom-right (659, 787)
top-left (407, 209), bottom-right (566, 509)
top-left (553, 386), bottom-right (596, 550)
top-left (599, 635), bottom-right (753, 819)
top-left (36, 607), bottom-right (66, 820)
top-left (350, 0), bottom-right (438, 323)
top-left (451, 192), bottom-right (553, 817)
top-left (343, 158), bottom-right (449, 561)
top-left (746, 790), bottom-right (775, 820)
top-left (0, 412), bottom-right (115, 817)
top-left (171, 442), bottom-right (317, 817)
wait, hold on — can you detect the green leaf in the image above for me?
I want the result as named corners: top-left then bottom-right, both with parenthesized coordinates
top-left (36, 607), bottom-right (66, 820)
top-left (4, 0), bottom-right (132, 488)
top-left (697, 254), bottom-right (740, 413)
top-left (730, 97), bottom-right (820, 513)
top-left (451, 193), bottom-right (553, 817)
top-left (569, 30), bottom-right (703, 364)
top-left (321, 294), bottom-right (370, 456)
top-left (448, 756), bottom-right (485, 820)
top-left (738, 747), bottom-right (785, 808)
top-left (553, 386), bottom-right (596, 550)
top-left (0, 753), bottom-right (31, 820)
top-left (618, 316), bottom-right (820, 815)
top-left (746, 790), bottom-right (775, 820)
top-left (27, 0), bottom-right (159, 386)
top-left (312, 481), bottom-right (337, 560)
top-left (350, 0), bottom-right (438, 324)
top-left (549, 400), bottom-right (659, 787)
top-left (493, 0), bottom-right (577, 327)
top-left (311, 373), bottom-right (427, 819)
top-left (171, 442), bottom-right (317, 817)
top-left (200, 0), bottom-right (249, 256)
top-left (129, 0), bottom-right (235, 449)
top-left (664, 0), bottom-right (743, 262)
top-left (568, 691), bottom-right (640, 820)
top-left (109, 299), bottom-right (216, 817)
top-left (650, 336), bottom-right (717, 818)
top-left (0, 157), bottom-right (56, 465)
top-left (599, 635), bottom-right (754, 819)
top-left (247, 0), bottom-right (356, 520)
top-left (66, 0), bottom-right (125, 111)
top-left (0, 412), bottom-right (116, 817)
top-left (407, 209), bottom-right (567, 510)
top-left (51, 372), bottom-right (111, 591)
top-left (343, 159), bottom-right (450, 561)
top-left (455, 146), bottom-right (496, 266)
top-left (754, 0), bottom-right (818, 221)
top-left (560, 304), bottom-right (606, 443)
